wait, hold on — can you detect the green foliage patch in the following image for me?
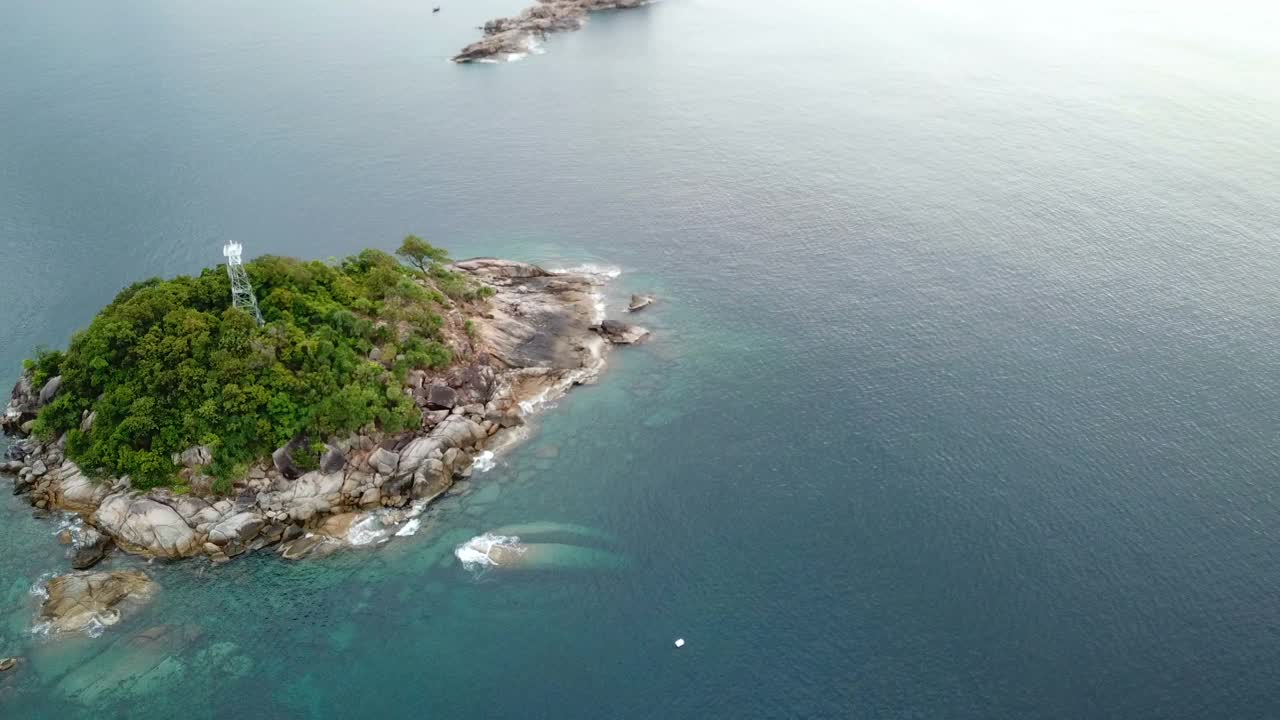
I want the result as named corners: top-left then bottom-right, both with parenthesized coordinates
top-left (29, 243), bottom-right (484, 490)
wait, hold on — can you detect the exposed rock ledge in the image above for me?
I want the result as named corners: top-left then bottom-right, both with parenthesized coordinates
top-left (453, 0), bottom-right (651, 63)
top-left (2, 260), bottom-right (649, 566)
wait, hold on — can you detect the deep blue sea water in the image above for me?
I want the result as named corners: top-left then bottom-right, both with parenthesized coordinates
top-left (3, 0), bottom-right (1280, 717)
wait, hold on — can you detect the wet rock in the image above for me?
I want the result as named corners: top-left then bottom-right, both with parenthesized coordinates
top-left (280, 535), bottom-right (327, 561)
top-left (595, 319), bottom-right (650, 345)
top-left (627, 294), bottom-right (655, 312)
top-left (57, 529), bottom-right (73, 544)
top-left (317, 512), bottom-right (359, 538)
top-left (70, 528), bottom-right (112, 570)
top-left (0, 657), bottom-right (15, 672)
top-left (39, 569), bottom-right (154, 634)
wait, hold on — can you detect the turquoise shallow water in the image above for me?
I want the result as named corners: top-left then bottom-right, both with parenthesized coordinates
top-left (4, 0), bottom-right (1280, 717)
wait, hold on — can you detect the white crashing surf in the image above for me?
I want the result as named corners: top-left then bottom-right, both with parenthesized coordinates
top-left (455, 533), bottom-right (524, 570)
top-left (473, 450), bottom-right (496, 473)
top-left (346, 515), bottom-right (393, 546)
top-left (518, 387), bottom-right (556, 415)
top-left (29, 572), bottom-right (54, 600)
top-left (591, 291), bottom-right (607, 325)
top-left (549, 263), bottom-right (622, 279)
top-left (394, 518), bottom-right (422, 537)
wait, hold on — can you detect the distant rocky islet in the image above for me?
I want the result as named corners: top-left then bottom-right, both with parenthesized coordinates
top-left (453, 0), bottom-right (651, 63)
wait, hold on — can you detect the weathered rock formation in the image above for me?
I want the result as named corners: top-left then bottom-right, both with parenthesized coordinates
top-left (627, 294), bottom-right (655, 312)
top-left (1, 260), bottom-right (645, 568)
top-left (453, 0), bottom-right (651, 63)
top-left (38, 570), bottom-right (155, 635)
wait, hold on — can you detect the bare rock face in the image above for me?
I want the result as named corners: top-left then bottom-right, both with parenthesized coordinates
top-left (1, 375), bottom-right (40, 434)
top-left (93, 495), bottom-right (200, 558)
top-left (425, 384), bottom-right (458, 410)
top-left (454, 258), bottom-right (606, 371)
top-left (39, 570), bottom-right (154, 634)
top-left (453, 0), bottom-right (651, 63)
top-left (174, 445), bottom-right (212, 469)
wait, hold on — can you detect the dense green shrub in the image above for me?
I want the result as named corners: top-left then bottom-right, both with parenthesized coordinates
top-left (28, 244), bottom-right (482, 489)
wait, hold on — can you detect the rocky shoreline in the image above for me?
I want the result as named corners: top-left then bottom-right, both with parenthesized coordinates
top-left (453, 0), bottom-right (650, 63)
top-left (1, 259), bottom-right (648, 632)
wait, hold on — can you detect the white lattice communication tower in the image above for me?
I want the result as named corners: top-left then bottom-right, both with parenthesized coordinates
top-left (222, 242), bottom-right (264, 326)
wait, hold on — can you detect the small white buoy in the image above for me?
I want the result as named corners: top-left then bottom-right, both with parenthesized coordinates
top-left (674, 638), bottom-right (685, 648)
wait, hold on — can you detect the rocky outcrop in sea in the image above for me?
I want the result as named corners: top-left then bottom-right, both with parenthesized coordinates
top-left (453, 0), bottom-right (651, 63)
top-left (1, 260), bottom-right (648, 575)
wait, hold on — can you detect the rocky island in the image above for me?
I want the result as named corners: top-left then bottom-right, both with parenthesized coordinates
top-left (1, 239), bottom-right (647, 631)
top-left (453, 0), bottom-right (651, 63)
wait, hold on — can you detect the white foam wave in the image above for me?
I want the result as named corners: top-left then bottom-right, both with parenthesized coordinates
top-left (29, 572), bottom-right (53, 600)
top-left (455, 533), bottom-right (525, 570)
top-left (473, 451), bottom-right (496, 472)
top-left (346, 516), bottom-right (392, 546)
top-left (394, 518), bottom-right (422, 537)
top-left (590, 290), bottom-right (607, 324)
top-left (548, 263), bottom-right (622, 279)
top-left (519, 387), bottom-right (555, 415)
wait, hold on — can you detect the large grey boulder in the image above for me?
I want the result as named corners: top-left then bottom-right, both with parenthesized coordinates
top-left (369, 447), bottom-right (400, 476)
top-left (37, 375), bottom-right (62, 406)
top-left (412, 459), bottom-right (452, 502)
top-left (319, 446), bottom-right (347, 474)
top-left (94, 494), bottom-right (199, 558)
top-left (174, 445), bottom-right (212, 468)
top-left (208, 512), bottom-right (265, 547)
top-left (48, 463), bottom-right (113, 513)
top-left (271, 444), bottom-right (303, 480)
top-left (433, 416), bottom-right (487, 449)
top-left (425, 384), bottom-right (457, 410)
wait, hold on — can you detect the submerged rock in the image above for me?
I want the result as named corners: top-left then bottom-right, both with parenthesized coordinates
top-left (0, 657), bottom-right (15, 672)
top-left (39, 569), bottom-right (154, 635)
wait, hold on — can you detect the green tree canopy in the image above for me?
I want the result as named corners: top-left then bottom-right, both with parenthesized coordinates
top-left (396, 235), bottom-right (450, 275)
top-left (27, 243), bottom-right (483, 490)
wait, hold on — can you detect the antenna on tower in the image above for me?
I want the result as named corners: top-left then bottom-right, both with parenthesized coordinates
top-left (222, 241), bottom-right (264, 326)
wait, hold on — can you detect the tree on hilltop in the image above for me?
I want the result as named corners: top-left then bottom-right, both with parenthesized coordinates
top-left (396, 235), bottom-right (450, 275)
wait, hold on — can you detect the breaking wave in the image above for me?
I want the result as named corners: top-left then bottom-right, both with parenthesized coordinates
top-left (455, 533), bottom-right (524, 570)
top-left (473, 450), bottom-right (496, 472)
top-left (394, 518), bottom-right (421, 537)
top-left (548, 263), bottom-right (622, 279)
top-left (346, 516), bottom-right (393, 546)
